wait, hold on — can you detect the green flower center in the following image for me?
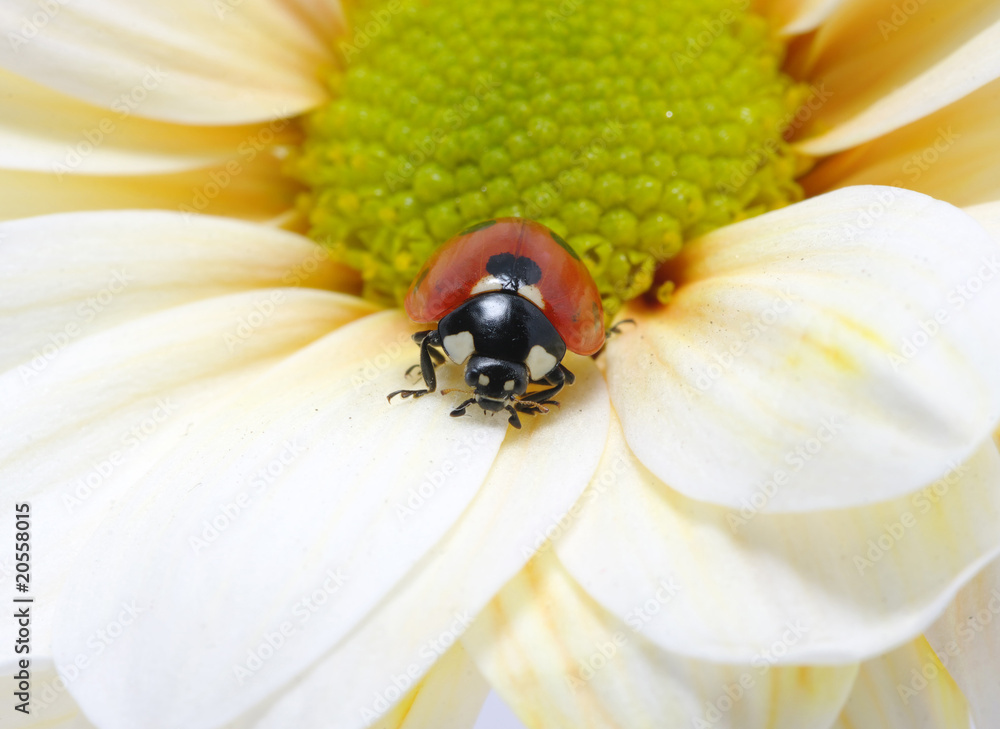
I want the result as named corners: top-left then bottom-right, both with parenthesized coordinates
top-left (289, 0), bottom-right (806, 316)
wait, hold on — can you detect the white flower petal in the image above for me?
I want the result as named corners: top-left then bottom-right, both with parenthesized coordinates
top-left (756, 0), bottom-right (849, 35)
top-left (925, 557), bottom-right (1000, 729)
top-left (607, 186), bottom-right (1000, 511)
top-left (794, 0), bottom-right (1000, 154)
top-left (0, 68), bottom-right (299, 176)
top-left (829, 638), bottom-right (969, 729)
top-left (0, 0), bottom-right (340, 125)
top-left (965, 200), bottom-right (1000, 242)
top-left (233, 354), bottom-right (609, 729)
top-left (802, 77), bottom-right (1000, 207)
top-left (0, 662), bottom-right (97, 728)
top-left (557, 411), bottom-right (1000, 664)
top-left (50, 314), bottom-right (609, 729)
top-left (462, 551), bottom-right (857, 729)
top-left (370, 644), bottom-right (491, 729)
top-left (1, 287), bottom-right (376, 659)
top-left (0, 154), bottom-right (298, 223)
top-left (0, 211), bottom-right (359, 371)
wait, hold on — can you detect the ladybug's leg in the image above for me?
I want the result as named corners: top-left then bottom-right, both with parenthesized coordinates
top-left (503, 404), bottom-right (523, 430)
top-left (387, 330), bottom-right (443, 402)
top-left (406, 346), bottom-right (445, 378)
top-left (449, 397), bottom-right (476, 419)
top-left (519, 363), bottom-right (573, 407)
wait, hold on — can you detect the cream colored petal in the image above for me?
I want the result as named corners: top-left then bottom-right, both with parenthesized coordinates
top-left (206, 354), bottom-right (609, 729)
top-left (0, 663), bottom-right (97, 728)
top-left (0, 68), bottom-right (299, 175)
top-left (794, 0), bottom-right (1000, 154)
top-left (0, 211), bottom-right (359, 371)
top-left (557, 411), bottom-right (1000, 664)
top-left (802, 77), bottom-right (1000, 207)
top-left (371, 644), bottom-right (490, 729)
top-left (828, 637), bottom-right (969, 729)
top-left (51, 322), bottom-right (606, 729)
top-left (462, 551), bottom-right (857, 729)
top-left (1, 288), bottom-right (377, 660)
top-left (925, 558), bottom-right (1000, 729)
top-left (0, 153), bottom-right (297, 223)
top-left (964, 200), bottom-right (1000, 241)
top-left (753, 0), bottom-right (848, 35)
top-left (607, 187), bottom-right (1000, 511)
top-left (0, 0), bottom-right (341, 125)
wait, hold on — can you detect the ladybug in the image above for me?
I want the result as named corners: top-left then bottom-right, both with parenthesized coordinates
top-left (388, 218), bottom-right (605, 428)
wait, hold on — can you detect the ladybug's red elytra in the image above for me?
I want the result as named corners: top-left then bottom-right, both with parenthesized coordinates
top-left (388, 217), bottom-right (605, 429)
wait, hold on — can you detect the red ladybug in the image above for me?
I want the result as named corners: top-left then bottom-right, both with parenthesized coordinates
top-left (388, 218), bottom-right (605, 428)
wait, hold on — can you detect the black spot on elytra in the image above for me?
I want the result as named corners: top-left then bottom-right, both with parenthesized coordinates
top-left (486, 253), bottom-right (542, 291)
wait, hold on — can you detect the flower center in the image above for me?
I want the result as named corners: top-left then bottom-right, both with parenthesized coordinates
top-left (290, 0), bottom-right (806, 316)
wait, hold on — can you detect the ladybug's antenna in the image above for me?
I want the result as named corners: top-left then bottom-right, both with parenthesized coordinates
top-left (440, 387), bottom-right (474, 396)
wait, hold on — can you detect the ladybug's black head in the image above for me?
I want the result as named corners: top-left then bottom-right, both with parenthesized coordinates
top-left (464, 355), bottom-right (528, 410)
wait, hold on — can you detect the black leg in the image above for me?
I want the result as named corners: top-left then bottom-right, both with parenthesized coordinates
top-left (519, 363), bottom-right (573, 406)
top-left (449, 397), bottom-right (476, 418)
top-left (504, 404), bottom-right (522, 429)
top-left (387, 330), bottom-right (444, 402)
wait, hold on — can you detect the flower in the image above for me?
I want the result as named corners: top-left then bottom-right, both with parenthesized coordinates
top-left (2, 1), bottom-right (1000, 728)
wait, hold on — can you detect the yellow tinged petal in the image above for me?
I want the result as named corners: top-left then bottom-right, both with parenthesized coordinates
top-left (557, 411), bottom-right (1000, 665)
top-left (0, 0), bottom-right (341, 125)
top-left (794, 0), bottom-right (1000, 154)
top-left (1, 288), bottom-right (376, 658)
top-left (0, 154), bottom-right (298, 223)
top-left (607, 187), bottom-right (1000, 511)
top-left (925, 558), bottom-right (1000, 729)
top-left (964, 200), bottom-right (1000, 242)
top-left (802, 77), bottom-right (1000, 206)
top-left (238, 354), bottom-right (609, 729)
top-left (371, 644), bottom-right (490, 729)
top-left (829, 638), bottom-right (969, 729)
top-left (0, 211), bottom-right (359, 371)
top-left (462, 551), bottom-right (857, 729)
top-left (0, 68), bottom-right (298, 175)
top-left (753, 0), bottom-right (849, 35)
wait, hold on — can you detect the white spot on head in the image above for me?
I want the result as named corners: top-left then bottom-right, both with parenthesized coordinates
top-left (518, 284), bottom-right (545, 309)
top-left (525, 344), bottom-right (558, 380)
top-left (504, 379), bottom-right (515, 392)
top-left (478, 373), bottom-right (490, 386)
top-left (442, 331), bottom-right (475, 364)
